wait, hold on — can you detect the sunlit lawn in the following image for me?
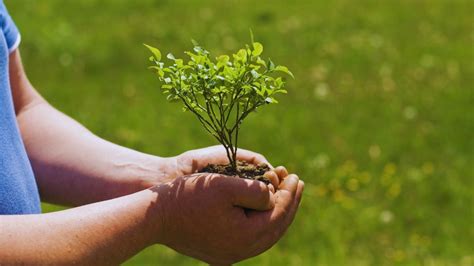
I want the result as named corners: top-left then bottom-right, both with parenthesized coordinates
top-left (9, 0), bottom-right (473, 265)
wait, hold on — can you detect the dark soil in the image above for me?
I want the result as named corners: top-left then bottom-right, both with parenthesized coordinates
top-left (199, 160), bottom-right (271, 185)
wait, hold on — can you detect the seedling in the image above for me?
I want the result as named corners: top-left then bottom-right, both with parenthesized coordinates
top-left (145, 33), bottom-right (293, 176)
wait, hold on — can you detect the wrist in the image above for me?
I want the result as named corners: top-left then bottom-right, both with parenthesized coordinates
top-left (140, 185), bottom-right (171, 245)
top-left (130, 155), bottom-right (178, 189)
top-left (115, 187), bottom-right (169, 253)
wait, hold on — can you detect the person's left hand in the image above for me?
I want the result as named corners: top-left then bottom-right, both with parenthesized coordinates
top-left (170, 145), bottom-right (281, 189)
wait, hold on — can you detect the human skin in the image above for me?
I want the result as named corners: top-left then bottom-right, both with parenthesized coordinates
top-left (10, 50), bottom-right (280, 206)
top-left (0, 171), bottom-right (303, 265)
top-left (159, 172), bottom-right (304, 264)
top-left (0, 49), bottom-right (304, 264)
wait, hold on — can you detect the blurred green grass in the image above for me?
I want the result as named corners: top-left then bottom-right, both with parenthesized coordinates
top-left (8, 0), bottom-right (473, 265)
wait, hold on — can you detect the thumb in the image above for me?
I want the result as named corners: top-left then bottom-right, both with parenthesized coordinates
top-left (221, 177), bottom-right (275, 211)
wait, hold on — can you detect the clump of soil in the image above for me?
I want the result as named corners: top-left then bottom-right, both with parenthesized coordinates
top-left (199, 160), bottom-right (271, 185)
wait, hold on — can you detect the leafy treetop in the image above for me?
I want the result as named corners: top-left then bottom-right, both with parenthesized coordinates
top-left (145, 34), bottom-right (293, 170)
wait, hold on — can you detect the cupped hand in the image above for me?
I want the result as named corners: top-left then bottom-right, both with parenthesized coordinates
top-left (173, 145), bottom-right (281, 189)
top-left (150, 170), bottom-right (303, 265)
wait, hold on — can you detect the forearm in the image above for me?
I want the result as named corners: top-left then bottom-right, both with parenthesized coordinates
top-left (9, 50), bottom-right (177, 206)
top-left (17, 102), bottom-right (176, 206)
top-left (0, 188), bottom-right (162, 265)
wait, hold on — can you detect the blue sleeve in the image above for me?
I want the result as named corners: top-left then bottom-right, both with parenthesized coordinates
top-left (0, 1), bottom-right (20, 53)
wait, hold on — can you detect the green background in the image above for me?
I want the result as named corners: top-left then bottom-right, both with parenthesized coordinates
top-left (8, 0), bottom-right (473, 265)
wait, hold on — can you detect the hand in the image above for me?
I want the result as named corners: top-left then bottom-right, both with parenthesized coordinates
top-left (139, 146), bottom-right (282, 194)
top-left (150, 170), bottom-right (304, 264)
top-left (173, 145), bottom-right (282, 189)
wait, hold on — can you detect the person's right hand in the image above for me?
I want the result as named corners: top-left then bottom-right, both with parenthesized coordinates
top-left (149, 169), bottom-right (303, 265)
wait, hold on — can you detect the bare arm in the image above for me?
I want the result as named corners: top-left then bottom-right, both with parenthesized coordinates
top-left (5, 49), bottom-right (304, 265)
top-left (10, 49), bottom-right (280, 206)
top-left (10, 49), bottom-right (175, 206)
top-left (0, 171), bottom-right (303, 265)
top-left (0, 187), bottom-right (162, 265)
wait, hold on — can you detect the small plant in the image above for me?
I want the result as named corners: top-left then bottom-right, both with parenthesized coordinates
top-left (145, 33), bottom-right (293, 174)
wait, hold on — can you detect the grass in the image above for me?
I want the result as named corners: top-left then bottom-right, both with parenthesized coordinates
top-left (8, 0), bottom-right (473, 265)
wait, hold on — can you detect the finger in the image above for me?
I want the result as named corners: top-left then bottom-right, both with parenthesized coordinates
top-left (262, 180), bottom-right (305, 245)
top-left (268, 183), bottom-right (275, 194)
top-left (274, 166), bottom-right (288, 182)
top-left (283, 180), bottom-right (304, 225)
top-left (278, 174), bottom-right (299, 195)
top-left (220, 176), bottom-right (275, 211)
top-left (246, 174), bottom-right (299, 220)
top-left (235, 148), bottom-right (273, 168)
top-left (295, 180), bottom-right (304, 205)
top-left (264, 171), bottom-right (279, 189)
top-left (267, 174), bottom-right (299, 221)
top-left (276, 180), bottom-right (304, 234)
top-left (246, 175), bottom-right (299, 218)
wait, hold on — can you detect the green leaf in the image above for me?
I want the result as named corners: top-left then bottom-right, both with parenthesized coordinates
top-left (167, 53), bottom-right (176, 60)
top-left (193, 46), bottom-right (203, 53)
top-left (145, 36), bottom-right (292, 148)
top-left (148, 66), bottom-right (164, 77)
top-left (252, 42), bottom-right (263, 56)
top-left (216, 55), bottom-right (230, 68)
top-left (267, 59), bottom-right (275, 70)
top-left (275, 65), bottom-right (295, 79)
top-left (242, 85), bottom-right (252, 92)
top-left (250, 69), bottom-right (260, 78)
top-left (191, 39), bottom-right (199, 47)
top-left (144, 44), bottom-right (161, 61)
top-left (158, 69), bottom-right (164, 77)
top-left (236, 49), bottom-right (247, 61)
top-left (274, 77), bottom-right (283, 87)
top-left (249, 64), bottom-right (261, 70)
top-left (256, 57), bottom-right (266, 66)
top-left (217, 55), bottom-right (229, 64)
top-left (256, 88), bottom-right (265, 96)
top-left (264, 97), bottom-right (274, 103)
top-left (185, 51), bottom-right (197, 60)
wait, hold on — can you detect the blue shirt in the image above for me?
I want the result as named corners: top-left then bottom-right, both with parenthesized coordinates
top-left (0, 1), bottom-right (41, 214)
